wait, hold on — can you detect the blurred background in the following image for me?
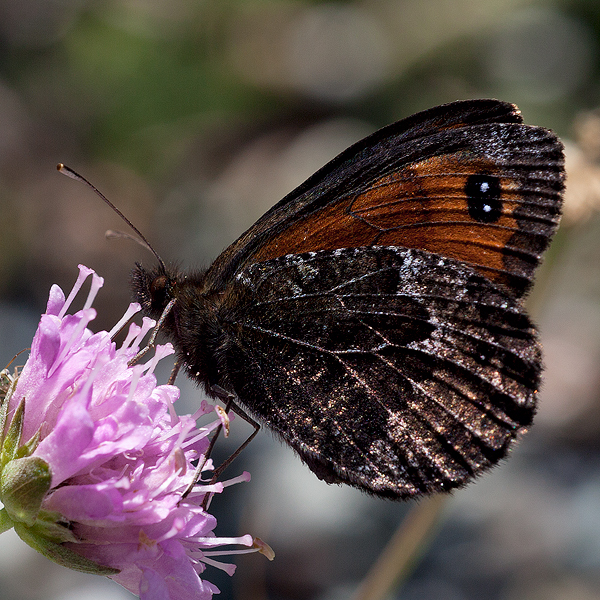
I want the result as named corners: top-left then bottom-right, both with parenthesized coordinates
top-left (1, 0), bottom-right (600, 599)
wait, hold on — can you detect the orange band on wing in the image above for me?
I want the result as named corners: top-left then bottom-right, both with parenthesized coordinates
top-left (251, 154), bottom-right (524, 289)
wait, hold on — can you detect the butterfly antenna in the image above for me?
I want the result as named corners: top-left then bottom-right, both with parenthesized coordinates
top-left (105, 229), bottom-right (156, 255)
top-left (57, 163), bottom-right (167, 273)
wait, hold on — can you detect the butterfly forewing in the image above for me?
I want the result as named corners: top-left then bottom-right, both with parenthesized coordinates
top-left (205, 101), bottom-right (563, 299)
top-left (219, 246), bottom-right (541, 498)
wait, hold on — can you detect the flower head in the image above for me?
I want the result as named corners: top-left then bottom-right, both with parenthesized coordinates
top-left (0, 265), bottom-right (268, 600)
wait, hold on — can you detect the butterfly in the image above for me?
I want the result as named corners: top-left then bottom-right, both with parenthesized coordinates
top-left (132, 99), bottom-right (564, 499)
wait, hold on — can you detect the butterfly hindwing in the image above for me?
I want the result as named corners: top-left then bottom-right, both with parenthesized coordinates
top-left (219, 246), bottom-right (541, 498)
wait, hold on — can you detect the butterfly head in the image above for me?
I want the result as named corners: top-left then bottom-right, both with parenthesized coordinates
top-left (131, 262), bottom-right (221, 390)
top-left (131, 263), bottom-right (181, 321)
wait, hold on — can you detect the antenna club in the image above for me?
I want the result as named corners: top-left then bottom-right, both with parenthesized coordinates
top-left (57, 163), bottom-right (83, 183)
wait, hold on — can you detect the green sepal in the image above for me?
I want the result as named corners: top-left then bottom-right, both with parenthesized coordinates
top-left (23, 509), bottom-right (77, 543)
top-left (0, 369), bottom-right (9, 398)
top-left (0, 369), bottom-right (17, 406)
top-left (0, 386), bottom-right (7, 450)
top-left (1, 398), bottom-right (25, 471)
top-left (16, 429), bottom-right (41, 460)
top-left (0, 456), bottom-right (51, 526)
top-left (14, 521), bottom-right (119, 576)
top-left (0, 370), bottom-right (17, 446)
top-left (0, 507), bottom-right (15, 534)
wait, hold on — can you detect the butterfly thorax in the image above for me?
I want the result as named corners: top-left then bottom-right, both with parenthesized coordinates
top-left (131, 263), bottom-right (230, 394)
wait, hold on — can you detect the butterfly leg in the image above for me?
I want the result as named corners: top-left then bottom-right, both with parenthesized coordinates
top-left (199, 419), bottom-right (260, 510)
top-left (208, 385), bottom-right (261, 481)
top-left (181, 390), bottom-right (234, 499)
top-left (210, 401), bottom-right (260, 481)
top-left (182, 385), bottom-right (258, 502)
top-left (168, 360), bottom-right (181, 385)
top-left (187, 386), bottom-right (260, 508)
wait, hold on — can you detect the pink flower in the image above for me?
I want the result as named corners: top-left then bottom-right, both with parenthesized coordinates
top-left (0, 265), bottom-right (269, 600)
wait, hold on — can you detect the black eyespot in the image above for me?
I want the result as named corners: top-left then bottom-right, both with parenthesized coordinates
top-left (465, 174), bottom-right (502, 223)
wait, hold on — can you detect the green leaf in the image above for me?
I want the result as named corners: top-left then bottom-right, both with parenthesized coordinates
top-left (0, 456), bottom-right (51, 526)
top-left (14, 522), bottom-right (119, 576)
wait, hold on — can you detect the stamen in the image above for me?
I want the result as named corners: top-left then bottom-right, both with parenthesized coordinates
top-left (83, 272), bottom-right (105, 310)
top-left (109, 303), bottom-right (141, 338)
top-left (191, 401), bottom-right (215, 421)
top-left (132, 317), bottom-right (157, 349)
top-left (58, 264), bottom-right (95, 319)
top-left (202, 549), bottom-right (258, 557)
top-left (184, 419), bottom-right (221, 448)
top-left (187, 482), bottom-right (223, 496)
top-left (79, 353), bottom-right (110, 405)
top-left (197, 557), bottom-right (236, 576)
top-left (190, 535), bottom-right (253, 547)
top-left (142, 343), bottom-right (175, 376)
top-left (221, 471), bottom-right (251, 488)
top-left (121, 322), bottom-right (143, 350)
top-left (173, 448), bottom-right (187, 474)
top-left (127, 366), bottom-right (143, 404)
top-left (252, 537), bottom-right (275, 560)
top-left (215, 405), bottom-right (230, 437)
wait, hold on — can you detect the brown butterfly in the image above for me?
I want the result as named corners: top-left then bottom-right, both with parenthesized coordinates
top-left (131, 99), bottom-right (564, 499)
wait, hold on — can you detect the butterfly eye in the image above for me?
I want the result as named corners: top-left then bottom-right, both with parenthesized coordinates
top-left (150, 275), bottom-right (171, 305)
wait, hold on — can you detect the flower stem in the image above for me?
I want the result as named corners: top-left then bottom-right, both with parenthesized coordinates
top-left (351, 495), bottom-right (447, 600)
